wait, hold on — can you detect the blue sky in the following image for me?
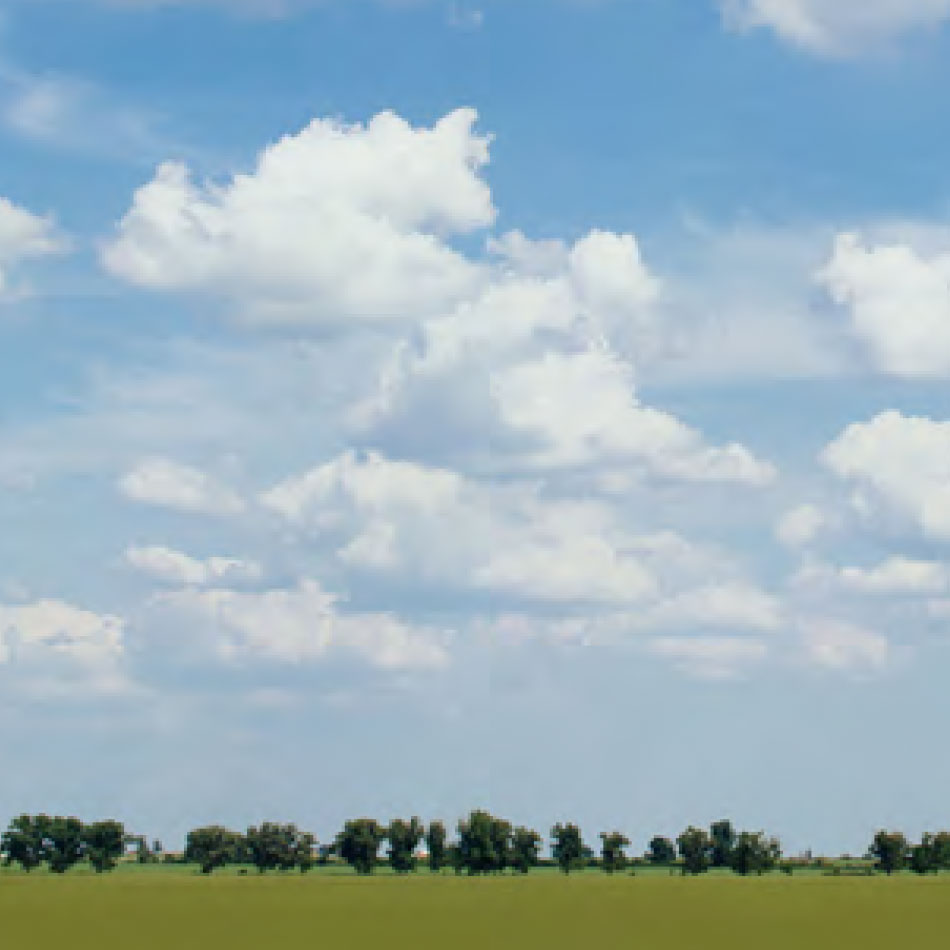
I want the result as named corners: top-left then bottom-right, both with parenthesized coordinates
top-left (4, 0), bottom-right (950, 856)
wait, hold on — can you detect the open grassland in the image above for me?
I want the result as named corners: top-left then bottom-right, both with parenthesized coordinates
top-left (2, 869), bottom-right (949, 949)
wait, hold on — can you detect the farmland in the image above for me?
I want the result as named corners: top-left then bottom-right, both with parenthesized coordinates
top-left (2, 868), bottom-right (948, 949)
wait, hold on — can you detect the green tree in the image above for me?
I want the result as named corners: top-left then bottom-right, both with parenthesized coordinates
top-left (426, 821), bottom-right (447, 873)
top-left (246, 823), bottom-right (300, 873)
top-left (336, 819), bottom-right (384, 875)
top-left (709, 819), bottom-right (736, 869)
top-left (931, 832), bottom-right (950, 870)
top-left (294, 832), bottom-right (316, 873)
top-left (677, 826), bottom-right (711, 876)
top-left (870, 830), bottom-right (909, 875)
top-left (599, 831), bottom-right (630, 874)
top-left (509, 827), bottom-right (542, 874)
top-left (551, 823), bottom-right (585, 874)
top-left (84, 820), bottom-right (126, 873)
top-left (387, 817), bottom-right (424, 873)
top-left (909, 835), bottom-right (937, 875)
top-left (647, 835), bottom-right (676, 866)
top-left (728, 831), bottom-right (781, 876)
top-left (185, 826), bottom-right (242, 874)
top-left (457, 811), bottom-right (511, 875)
top-left (1, 815), bottom-right (45, 872)
top-left (45, 817), bottom-right (84, 874)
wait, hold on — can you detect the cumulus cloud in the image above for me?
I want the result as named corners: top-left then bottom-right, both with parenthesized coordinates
top-left (793, 557), bottom-right (950, 596)
top-left (818, 233), bottom-right (950, 378)
top-left (800, 619), bottom-right (890, 673)
top-left (102, 109), bottom-right (493, 325)
top-left (0, 196), bottom-right (65, 294)
top-left (642, 583), bottom-right (782, 632)
top-left (822, 411), bottom-right (950, 540)
top-left (119, 458), bottom-right (245, 517)
top-left (0, 599), bottom-right (128, 693)
top-left (776, 503), bottom-right (825, 548)
top-left (648, 636), bottom-right (768, 679)
top-left (721, 0), bottom-right (950, 55)
top-left (154, 580), bottom-right (450, 670)
top-left (125, 545), bottom-right (262, 586)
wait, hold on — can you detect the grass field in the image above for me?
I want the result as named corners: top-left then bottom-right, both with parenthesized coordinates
top-left (3, 868), bottom-right (950, 949)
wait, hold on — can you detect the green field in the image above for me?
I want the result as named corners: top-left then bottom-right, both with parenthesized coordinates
top-left (2, 869), bottom-right (950, 949)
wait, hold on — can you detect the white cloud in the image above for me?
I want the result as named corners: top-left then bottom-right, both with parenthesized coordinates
top-left (103, 109), bottom-right (493, 325)
top-left (155, 580), bottom-right (450, 670)
top-left (839, 557), bottom-right (949, 595)
top-left (119, 458), bottom-right (245, 517)
top-left (648, 636), bottom-right (768, 679)
top-left (0, 599), bottom-right (128, 693)
top-left (0, 195), bottom-right (65, 294)
top-left (818, 233), bottom-right (950, 378)
top-left (776, 503), bottom-right (825, 548)
top-left (800, 619), bottom-right (890, 672)
top-left (643, 583), bottom-right (783, 632)
top-left (125, 545), bottom-right (262, 586)
top-left (822, 411), bottom-right (950, 540)
top-left (721, 0), bottom-right (950, 55)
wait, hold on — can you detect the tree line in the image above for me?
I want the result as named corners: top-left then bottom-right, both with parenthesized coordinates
top-left (3, 813), bottom-right (950, 877)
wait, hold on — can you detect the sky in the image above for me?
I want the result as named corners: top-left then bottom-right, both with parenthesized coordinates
top-left (3, 0), bottom-right (950, 857)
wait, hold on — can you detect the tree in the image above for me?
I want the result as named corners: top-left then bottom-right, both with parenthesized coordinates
top-left (387, 817), bottom-right (424, 874)
top-left (457, 811), bottom-right (511, 875)
top-left (677, 827), bottom-right (711, 876)
top-left (185, 826), bottom-right (242, 874)
top-left (931, 832), bottom-right (950, 870)
top-left (45, 816), bottom-right (84, 874)
top-left (1, 815), bottom-right (45, 872)
top-left (647, 836), bottom-right (676, 866)
top-left (246, 823), bottom-right (300, 873)
top-left (909, 836), bottom-right (937, 875)
top-left (509, 827), bottom-right (542, 874)
top-left (869, 831), bottom-right (908, 876)
top-left (728, 832), bottom-right (781, 876)
top-left (551, 823), bottom-right (585, 874)
top-left (710, 820), bottom-right (736, 869)
top-left (599, 832), bottom-right (630, 874)
top-left (426, 821), bottom-right (447, 873)
top-left (336, 819), bottom-right (384, 875)
top-left (295, 832), bottom-right (316, 873)
top-left (84, 820), bottom-right (125, 873)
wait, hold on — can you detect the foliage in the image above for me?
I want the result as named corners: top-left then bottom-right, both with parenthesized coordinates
top-left (457, 811), bottom-right (512, 874)
top-left (647, 835), bottom-right (676, 866)
top-left (387, 817), bottom-right (424, 874)
top-left (677, 827), bottom-right (711, 876)
top-left (245, 823), bottom-right (307, 873)
top-left (728, 831), bottom-right (781, 876)
top-left (45, 817), bottom-right (85, 874)
top-left (1, 815), bottom-right (46, 872)
top-left (709, 820), bottom-right (735, 869)
top-left (599, 832), bottom-right (630, 874)
top-left (551, 823), bottom-right (585, 874)
top-left (84, 820), bottom-right (126, 873)
top-left (426, 821), bottom-right (447, 873)
top-left (185, 826), bottom-right (243, 874)
top-left (295, 832), bottom-right (316, 873)
top-left (336, 819), bottom-right (384, 875)
top-left (869, 831), bottom-right (909, 876)
top-left (509, 827), bottom-right (542, 874)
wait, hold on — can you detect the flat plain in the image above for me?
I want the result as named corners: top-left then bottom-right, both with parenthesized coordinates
top-left (2, 869), bottom-right (949, 949)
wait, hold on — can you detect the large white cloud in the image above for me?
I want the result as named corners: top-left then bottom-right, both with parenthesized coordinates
top-left (822, 411), bottom-right (950, 540)
top-left (154, 580), bottom-right (449, 670)
top-left (125, 545), bottom-right (262, 586)
top-left (818, 233), bottom-right (950, 378)
top-left (119, 457), bottom-right (245, 516)
top-left (648, 636), bottom-right (768, 679)
top-left (721, 0), bottom-right (950, 55)
top-left (0, 196), bottom-right (65, 294)
top-left (102, 109), bottom-right (493, 324)
top-left (799, 619), bottom-right (890, 672)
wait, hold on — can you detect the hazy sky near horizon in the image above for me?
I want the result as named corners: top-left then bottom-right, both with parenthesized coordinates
top-left (3, 0), bottom-right (950, 854)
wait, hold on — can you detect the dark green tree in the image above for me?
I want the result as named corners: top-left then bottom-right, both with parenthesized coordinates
top-left (294, 832), bottom-right (316, 873)
top-left (599, 832), bottom-right (630, 874)
top-left (728, 831), bottom-right (781, 876)
top-left (869, 830), bottom-right (909, 876)
top-left (931, 832), bottom-right (950, 870)
top-left (509, 827), bottom-right (542, 874)
top-left (1, 815), bottom-right (45, 872)
top-left (84, 820), bottom-right (125, 873)
top-left (457, 811), bottom-right (511, 875)
top-left (551, 823), bottom-right (585, 874)
top-left (185, 826), bottom-right (242, 874)
top-left (336, 819), bottom-right (384, 875)
top-left (426, 821), bottom-right (447, 873)
top-left (387, 817), bottom-right (424, 873)
top-left (909, 835), bottom-right (937, 875)
top-left (677, 826), bottom-right (711, 876)
top-left (246, 823), bottom-right (300, 873)
top-left (647, 835), bottom-right (677, 866)
top-left (45, 816), bottom-right (84, 874)
top-left (710, 819), bottom-right (736, 869)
